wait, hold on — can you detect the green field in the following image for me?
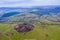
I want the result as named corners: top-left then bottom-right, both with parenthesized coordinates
top-left (0, 23), bottom-right (60, 40)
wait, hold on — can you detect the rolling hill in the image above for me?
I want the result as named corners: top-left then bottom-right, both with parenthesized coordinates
top-left (0, 6), bottom-right (60, 25)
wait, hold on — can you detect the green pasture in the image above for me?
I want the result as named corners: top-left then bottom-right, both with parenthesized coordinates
top-left (0, 23), bottom-right (60, 40)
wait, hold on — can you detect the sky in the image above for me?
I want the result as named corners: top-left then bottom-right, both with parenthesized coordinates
top-left (0, 0), bottom-right (60, 7)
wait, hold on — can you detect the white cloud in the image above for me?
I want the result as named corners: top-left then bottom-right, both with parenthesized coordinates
top-left (0, 0), bottom-right (25, 2)
top-left (0, 0), bottom-right (60, 7)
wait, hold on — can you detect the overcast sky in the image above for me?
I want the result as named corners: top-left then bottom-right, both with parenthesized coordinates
top-left (0, 0), bottom-right (60, 7)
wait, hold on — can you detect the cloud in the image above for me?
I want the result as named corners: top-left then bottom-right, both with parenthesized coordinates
top-left (0, 0), bottom-right (25, 2)
top-left (0, 0), bottom-right (60, 7)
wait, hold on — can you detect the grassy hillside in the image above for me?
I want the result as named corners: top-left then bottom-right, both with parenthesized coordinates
top-left (0, 23), bottom-right (60, 40)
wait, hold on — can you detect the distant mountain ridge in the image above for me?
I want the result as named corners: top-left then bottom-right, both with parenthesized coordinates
top-left (0, 6), bottom-right (60, 24)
